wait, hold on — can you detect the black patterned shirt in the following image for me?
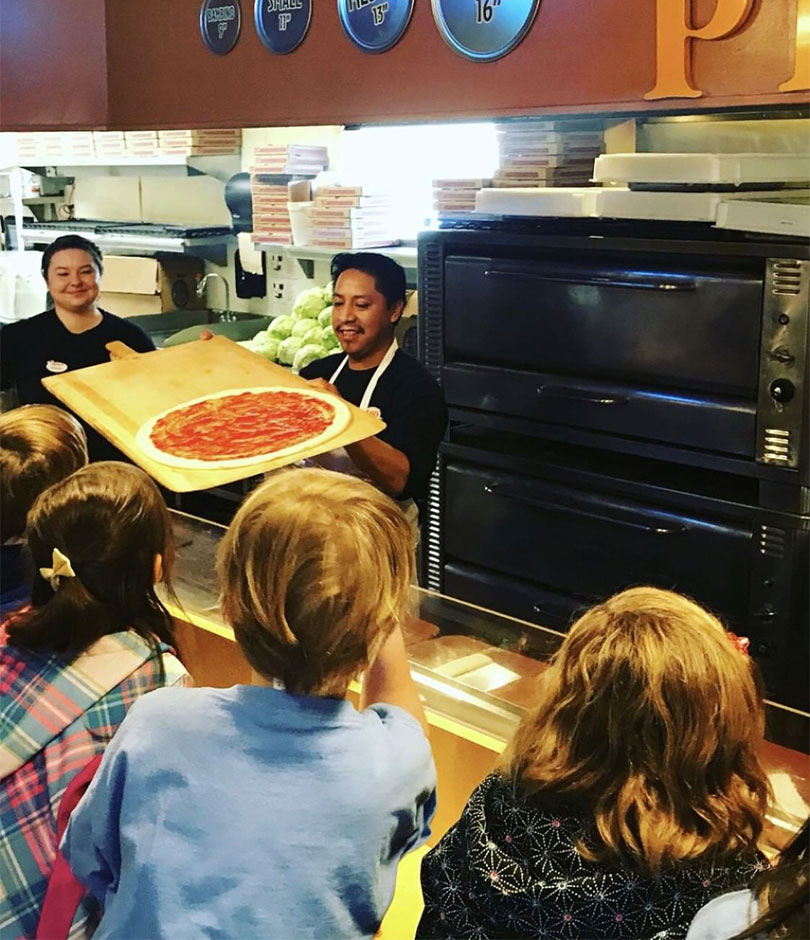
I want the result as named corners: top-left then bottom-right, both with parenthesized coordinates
top-left (417, 774), bottom-right (764, 940)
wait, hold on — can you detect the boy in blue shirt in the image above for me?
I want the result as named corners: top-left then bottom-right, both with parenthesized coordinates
top-left (62, 468), bottom-right (436, 939)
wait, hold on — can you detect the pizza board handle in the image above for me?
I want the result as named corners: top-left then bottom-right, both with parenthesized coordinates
top-left (106, 342), bottom-right (140, 361)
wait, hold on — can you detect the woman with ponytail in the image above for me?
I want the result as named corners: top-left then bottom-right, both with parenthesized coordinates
top-left (0, 462), bottom-right (189, 939)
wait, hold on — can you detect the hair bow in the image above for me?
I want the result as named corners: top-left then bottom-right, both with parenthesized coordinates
top-left (39, 547), bottom-right (76, 591)
top-left (727, 631), bottom-right (751, 657)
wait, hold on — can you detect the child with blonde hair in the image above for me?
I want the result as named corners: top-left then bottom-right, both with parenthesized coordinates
top-left (418, 587), bottom-right (770, 940)
top-left (63, 468), bottom-right (436, 939)
top-left (1, 462), bottom-right (189, 939)
top-left (0, 404), bottom-right (88, 614)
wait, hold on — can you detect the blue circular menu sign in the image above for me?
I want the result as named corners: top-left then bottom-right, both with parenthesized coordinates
top-left (338, 0), bottom-right (414, 53)
top-left (200, 0), bottom-right (242, 54)
top-left (254, 0), bottom-right (312, 54)
top-left (431, 0), bottom-right (539, 61)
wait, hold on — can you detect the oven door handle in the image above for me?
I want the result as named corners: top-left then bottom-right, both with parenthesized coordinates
top-left (484, 269), bottom-right (697, 292)
top-left (537, 384), bottom-right (630, 406)
top-left (483, 484), bottom-right (688, 536)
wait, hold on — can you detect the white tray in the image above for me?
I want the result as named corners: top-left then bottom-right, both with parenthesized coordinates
top-left (475, 187), bottom-right (601, 217)
top-left (715, 195), bottom-right (810, 237)
top-left (593, 153), bottom-right (810, 186)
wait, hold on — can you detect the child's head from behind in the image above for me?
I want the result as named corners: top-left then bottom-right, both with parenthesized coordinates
top-left (0, 405), bottom-right (88, 543)
top-left (218, 468), bottom-right (414, 697)
top-left (8, 461), bottom-right (175, 658)
top-left (503, 586), bottom-right (769, 871)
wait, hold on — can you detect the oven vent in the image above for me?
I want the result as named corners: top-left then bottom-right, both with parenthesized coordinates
top-left (762, 428), bottom-right (793, 463)
top-left (419, 242), bottom-right (445, 379)
top-left (423, 462), bottom-right (444, 591)
top-left (758, 525), bottom-right (786, 558)
top-left (771, 260), bottom-right (802, 296)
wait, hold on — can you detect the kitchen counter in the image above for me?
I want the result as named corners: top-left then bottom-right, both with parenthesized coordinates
top-left (165, 508), bottom-right (810, 850)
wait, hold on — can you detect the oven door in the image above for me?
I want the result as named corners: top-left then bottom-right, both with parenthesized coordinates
top-left (443, 253), bottom-right (763, 458)
top-left (443, 459), bottom-right (753, 624)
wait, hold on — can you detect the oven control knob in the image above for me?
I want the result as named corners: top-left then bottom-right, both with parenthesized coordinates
top-left (770, 379), bottom-right (795, 403)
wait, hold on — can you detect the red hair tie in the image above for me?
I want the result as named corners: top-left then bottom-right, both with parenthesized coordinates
top-left (727, 631), bottom-right (751, 656)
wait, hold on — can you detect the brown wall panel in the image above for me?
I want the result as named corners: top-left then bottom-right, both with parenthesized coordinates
top-left (102, 0), bottom-right (808, 129)
top-left (2, 0), bottom-right (807, 130)
top-left (0, 0), bottom-right (107, 130)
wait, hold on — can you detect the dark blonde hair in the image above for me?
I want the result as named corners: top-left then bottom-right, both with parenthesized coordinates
top-left (218, 468), bottom-right (414, 696)
top-left (6, 462), bottom-right (176, 662)
top-left (0, 405), bottom-right (88, 542)
top-left (500, 586), bottom-right (770, 873)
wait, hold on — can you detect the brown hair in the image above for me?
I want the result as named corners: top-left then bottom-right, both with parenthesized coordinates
top-left (6, 462), bottom-right (177, 663)
top-left (500, 586), bottom-right (770, 873)
top-left (217, 468), bottom-right (414, 696)
top-left (0, 405), bottom-right (88, 542)
top-left (736, 819), bottom-right (809, 939)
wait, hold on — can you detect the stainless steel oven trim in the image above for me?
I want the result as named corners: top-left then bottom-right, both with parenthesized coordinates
top-left (757, 258), bottom-right (809, 470)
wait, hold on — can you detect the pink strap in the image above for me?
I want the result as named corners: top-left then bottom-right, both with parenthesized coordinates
top-left (35, 754), bottom-right (103, 940)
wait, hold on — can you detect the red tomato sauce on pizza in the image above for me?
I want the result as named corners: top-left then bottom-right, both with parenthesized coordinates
top-left (150, 390), bottom-right (336, 461)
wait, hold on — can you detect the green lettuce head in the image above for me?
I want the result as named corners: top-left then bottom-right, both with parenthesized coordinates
top-left (292, 286), bottom-right (328, 320)
top-left (278, 335), bottom-right (305, 365)
top-left (292, 344), bottom-right (328, 374)
top-left (267, 314), bottom-right (295, 340)
top-left (250, 330), bottom-right (280, 361)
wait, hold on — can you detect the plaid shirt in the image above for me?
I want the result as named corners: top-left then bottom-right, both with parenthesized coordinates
top-left (0, 629), bottom-right (189, 939)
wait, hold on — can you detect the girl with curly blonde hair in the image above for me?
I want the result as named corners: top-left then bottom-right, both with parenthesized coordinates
top-left (418, 587), bottom-right (771, 940)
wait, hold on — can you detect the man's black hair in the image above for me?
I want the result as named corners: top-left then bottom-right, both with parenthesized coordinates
top-left (41, 235), bottom-right (104, 278)
top-left (330, 252), bottom-right (406, 311)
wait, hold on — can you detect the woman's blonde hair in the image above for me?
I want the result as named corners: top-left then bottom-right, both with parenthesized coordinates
top-left (217, 468), bottom-right (415, 696)
top-left (0, 405), bottom-right (88, 542)
top-left (500, 586), bottom-right (770, 873)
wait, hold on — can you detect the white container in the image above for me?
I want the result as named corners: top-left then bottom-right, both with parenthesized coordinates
top-left (593, 153), bottom-right (810, 186)
top-left (475, 187), bottom-right (602, 217)
top-left (288, 201), bottom-right (313, 245)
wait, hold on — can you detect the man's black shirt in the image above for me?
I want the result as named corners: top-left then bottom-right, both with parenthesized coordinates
top-left (301, 349), bottom-right (447, 503)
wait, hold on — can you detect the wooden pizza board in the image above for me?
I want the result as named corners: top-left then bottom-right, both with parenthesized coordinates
top-left (42, 336), bottom-right (386, 492)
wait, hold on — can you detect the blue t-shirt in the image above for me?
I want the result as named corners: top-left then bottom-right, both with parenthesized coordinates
top-left (62, 685), bottom-right (436, 940)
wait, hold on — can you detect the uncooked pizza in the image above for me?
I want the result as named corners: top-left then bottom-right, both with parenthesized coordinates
top-left (135, 386), bottom-right (351, 469)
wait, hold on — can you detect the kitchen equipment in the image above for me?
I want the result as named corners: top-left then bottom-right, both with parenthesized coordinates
top-left (418, 220), bottom-right (810, 712)
top-left (42, 335), bottom-right (385, 492)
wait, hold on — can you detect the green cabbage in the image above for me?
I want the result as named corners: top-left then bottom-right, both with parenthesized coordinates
top-left (292, 343), bottom-right (328, 374)
top-left (267, 314), bottom-right (295, 339)
top-left (322, 281), bottom-right (333, 304)
top-left (277, 335), bottom-right (305, 365)
top-left (317, 306), bottom-right (333, 328)
top-left (250, 330), bottom-right (280, 361)
top-left (291, 318), bottom-right (321, 340)
top-left (321, 325), bottom-right (340, 349)
top-left (291, 286), bottom-right (328, 320)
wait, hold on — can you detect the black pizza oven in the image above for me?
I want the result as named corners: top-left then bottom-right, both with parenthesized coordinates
top-left (418, 219), bottom-right (809, 713)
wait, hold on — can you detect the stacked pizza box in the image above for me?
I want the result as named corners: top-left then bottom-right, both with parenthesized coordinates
top-left (123, 131), bottom-right (162, 158)
top-left (309, 185), bottom-right (398, 249)
top-left (93, 131), bottom-right (128, 158)
top-left (493, 121), bottom-right (604, 188)
top-left (251, 145), bottom-right (329, 176)
top-left (433, 179), bottom-right (492, 213)
top-left (251, 179), bottom-right (313, 246)
top-left (16, 132), bottom-right (95, 163)
top-left (157, 129), bottom-right (242, 156)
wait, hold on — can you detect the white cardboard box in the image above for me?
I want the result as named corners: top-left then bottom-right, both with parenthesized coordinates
top-left (140, 176), bottom-right (231, 226)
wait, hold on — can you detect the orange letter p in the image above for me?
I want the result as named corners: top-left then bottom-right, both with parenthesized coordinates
top-left (645, 0), bottom-right (755, 100)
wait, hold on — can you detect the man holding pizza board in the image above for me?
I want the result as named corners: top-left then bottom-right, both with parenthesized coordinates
top-left (299, 253), bottom-right (447, 529)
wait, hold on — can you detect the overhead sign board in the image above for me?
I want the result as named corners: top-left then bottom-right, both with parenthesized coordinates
top-left (338, 0), bottom-right (414, 53)
top-left (431, 0), bottom-right (540, 61)
top-left (200, 0), bottom-right (242, 55)
top-left (254, 0), bottom-right (312, 54)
